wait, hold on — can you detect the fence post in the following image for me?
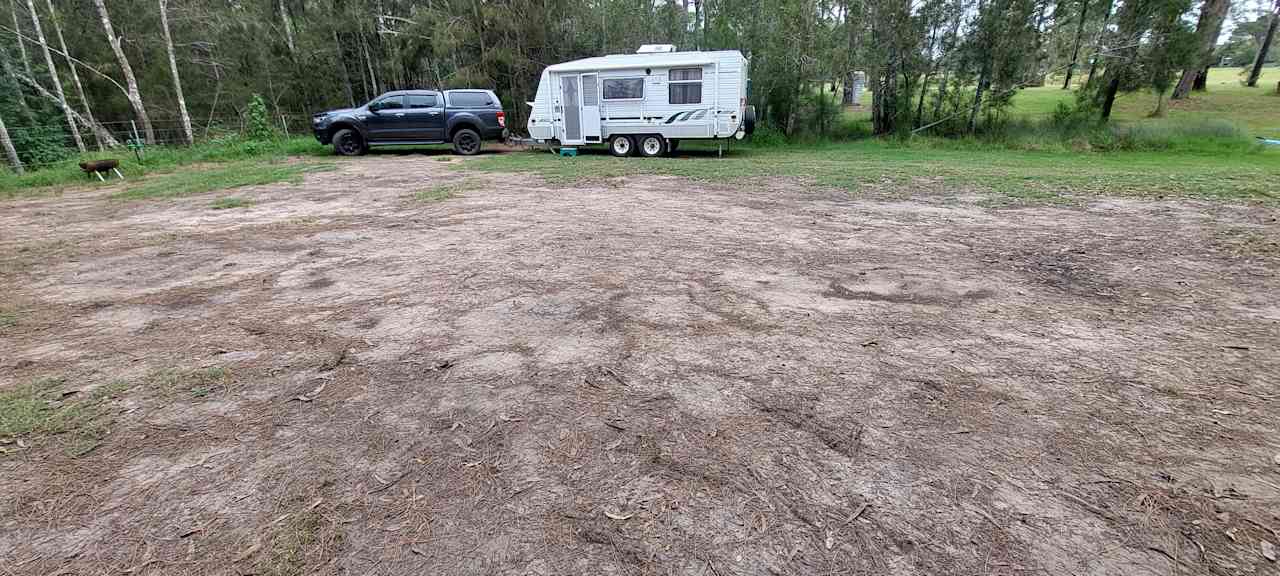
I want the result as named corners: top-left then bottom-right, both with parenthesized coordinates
top-left (130, 120), bottom-right (144, 162)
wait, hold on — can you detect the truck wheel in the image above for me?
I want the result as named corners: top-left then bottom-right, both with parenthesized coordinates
top-left (452, 128), bottom-right (482, 156)
top-left (333, 128), bottom-right (365, 156)
top-left (638, 135), bottom-right (666, 158)
top-left (742, 105), bottom-right (757, 135)
top-left (608, 135), bottom-right (634, 157)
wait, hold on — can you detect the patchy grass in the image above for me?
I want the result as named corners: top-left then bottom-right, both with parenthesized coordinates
top-left (263, 505), bottom-right (340, 576)
top-left (0, 377), bottom-right (131, 457)
top-left (0, 137), bottom-right (329, 199)
top-left (112, 161), bottom-right (332, 201)
top-left (146, 367), bottom-right (231, 398)
top-left (463, 142), bottom-right (1280, 201)
top-left (211, 196), bottom-right (254, 210)
top-left (412, 179), bottom-right (476, 202)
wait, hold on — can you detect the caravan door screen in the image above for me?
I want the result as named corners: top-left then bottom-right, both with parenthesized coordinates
top-left (560, 75), bottom-right (582, 144)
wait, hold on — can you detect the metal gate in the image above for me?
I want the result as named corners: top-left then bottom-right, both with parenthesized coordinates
top-left (560, 75), bottom-right (582, 144)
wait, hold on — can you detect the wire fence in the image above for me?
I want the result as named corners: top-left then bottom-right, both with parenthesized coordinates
top-left (4, 113), bottom-right (319, 170)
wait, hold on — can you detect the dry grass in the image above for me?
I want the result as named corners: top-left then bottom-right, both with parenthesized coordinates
top-left (0, 154), bottom-right (1276, 575)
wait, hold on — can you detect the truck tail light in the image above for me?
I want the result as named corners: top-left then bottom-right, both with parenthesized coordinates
top-left (497, 111), bottom-right (506, 127)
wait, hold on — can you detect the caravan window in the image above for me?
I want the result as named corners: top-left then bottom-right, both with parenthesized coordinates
top-left (669, 67), bottom-right (702, 104)
top-left (603, 78), bottom-right (644, 100)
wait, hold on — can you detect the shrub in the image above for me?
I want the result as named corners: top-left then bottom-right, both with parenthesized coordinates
top-left (246, 95), bottom-right (276, 142)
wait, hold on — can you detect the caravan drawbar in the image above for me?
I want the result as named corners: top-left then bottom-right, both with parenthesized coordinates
top-left (527, 45), bottom-right (756, 156)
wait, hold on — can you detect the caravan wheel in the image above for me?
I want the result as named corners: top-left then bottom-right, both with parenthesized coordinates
top-left (638, 135), bottom-right (666, 158)
top-left (609, 135), bottom-right (635, 157)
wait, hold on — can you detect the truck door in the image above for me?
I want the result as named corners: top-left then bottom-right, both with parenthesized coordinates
top-left (560, 75), bottom-right (582, 144)
top-left (580, 74), bottom-right (601, 143)
top-left (405, 93), bottom-right (445, 141)
top-left (364, 95), bottom-right (407, 140)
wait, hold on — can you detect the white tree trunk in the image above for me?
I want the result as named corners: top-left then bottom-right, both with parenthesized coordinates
top-left (25, 0), bottom-right (84, 152)
top-left (158, 0), bottom-right (192, 145)
top-left (279, 0), bottom-right (296, 55)
top-left (92, 0), bottom-right (155, 144)
top-left (0, 113), bottom-right (23, 175)
top-left (15, 72), bottom-right (122, 148)
top-left (10, 0), bottom-right (33, 78)
top-left (44, 0), bottom-right (102, 150)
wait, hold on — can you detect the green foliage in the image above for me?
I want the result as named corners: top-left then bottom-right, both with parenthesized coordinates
top-left (247, 95), bottom-right (277, 142)
top-left (748, 125), bottom-right (790, 147)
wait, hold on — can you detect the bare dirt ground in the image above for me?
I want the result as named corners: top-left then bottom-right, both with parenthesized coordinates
top-left (1, 151), bottom-right (1279, 576)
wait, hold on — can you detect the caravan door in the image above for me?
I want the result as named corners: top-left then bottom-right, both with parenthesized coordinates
top-left (579, 74), bottom-right (601, 143)
top-left (559, 75), bottom-right (583, 145)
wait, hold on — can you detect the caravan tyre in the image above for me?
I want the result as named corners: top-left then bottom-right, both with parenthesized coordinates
top-left (609, 135), bottom-right (635, 157)
top-left (638, 135), bottom-right (666, 158)
top-left (742, 105), bottom-right (757, 135)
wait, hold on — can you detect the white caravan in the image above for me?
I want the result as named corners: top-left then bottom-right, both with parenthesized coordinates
top-left (526, 45), bottom-right (756, 157)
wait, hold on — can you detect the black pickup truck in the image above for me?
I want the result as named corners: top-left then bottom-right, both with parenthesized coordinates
top-left (312, 89), bottom-right (506, 156)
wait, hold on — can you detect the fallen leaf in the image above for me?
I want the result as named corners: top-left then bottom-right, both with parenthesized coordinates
top-left (1262, 540), bottom-right (1277, 562)
top-left (604, 509), bottom-right (634, 521)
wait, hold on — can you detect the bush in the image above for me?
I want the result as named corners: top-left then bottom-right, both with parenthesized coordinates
top-left (748, 124), bottom-right (789, 147)
top-left (246, 95), bottom-right (276, 142)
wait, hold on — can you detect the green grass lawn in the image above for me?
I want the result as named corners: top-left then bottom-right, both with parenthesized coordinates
top-left (1021, 66), bottom-right (1280, 135)
top-left (465, 140), bottom-right (1280, 201)
top-left (0, 137), bottom-right (330, 200)
top-left (841, 66), bottom-right (1279, 137)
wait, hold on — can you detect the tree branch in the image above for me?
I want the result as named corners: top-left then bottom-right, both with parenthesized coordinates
top-left (13, 72), bottom-right (122, 148)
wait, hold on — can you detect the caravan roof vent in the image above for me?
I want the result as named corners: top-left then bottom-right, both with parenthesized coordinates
top-left (636, 44), bottom-right (677, 53)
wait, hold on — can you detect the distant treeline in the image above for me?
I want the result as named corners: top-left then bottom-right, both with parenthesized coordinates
top-left (1, 0), bottom-right (1278, 172)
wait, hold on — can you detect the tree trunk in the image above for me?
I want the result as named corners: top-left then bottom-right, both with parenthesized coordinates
top-left (1063, 0), bottom-right (1091, 89)
top-left (1246, 4), bottom-right (1278, 87)
top-left (1085, 0), bottom-right (1115, 87)
top-left (158, 0), bottom-right (192, 145)
top-left (25, 0), bottom-right (83, 152)
top-left (0, 13), bottom-right (34, 124)
top-left (93, 0), bottom-right (155, 144)
top-left (1100, 72), bottom-right (1120, 119)
top-left (14, 72), bottom-right (121, 147)
top-left (1193, 63), bottom-right (1209, 90)
top-left (969, 60), bottom-right (990, 132)
top-left (361, 31), bottom-right (379, 97)
top-left (44, 0), bottom-right (100, 149)
top-left (279, 0), bottom-right (296, 55)
top-left (10, 0), bottom-right (32, 78)
top-left (334, 30), bottom-right (355, 106)
top-left (1172, 0), bottom-right (1231, 99)
top-left (0, 113), bottom-right (23, 175)
top-left (1029, 0), bottom-right (1048, 86)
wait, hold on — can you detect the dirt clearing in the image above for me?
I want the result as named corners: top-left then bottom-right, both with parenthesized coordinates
top-left (1, 153), bottom-right (1278, 575)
